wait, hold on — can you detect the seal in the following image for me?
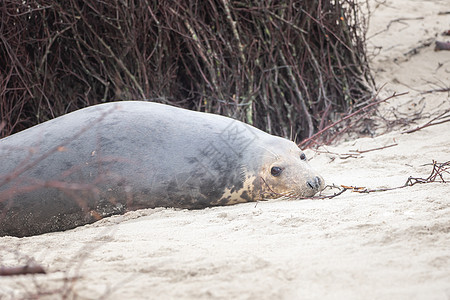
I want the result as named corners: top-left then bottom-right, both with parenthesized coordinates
top-left (0, 101), bottom-right (324, 237)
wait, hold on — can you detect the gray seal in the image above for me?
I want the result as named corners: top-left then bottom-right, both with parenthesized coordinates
top-left (0, 101), bottom-right (324, 237)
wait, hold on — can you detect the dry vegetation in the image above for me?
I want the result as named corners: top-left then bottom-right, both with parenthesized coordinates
top-left (1, 0), bottom-right (374, 140)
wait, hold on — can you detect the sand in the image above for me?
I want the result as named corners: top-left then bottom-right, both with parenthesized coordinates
top-left (1, 0), bottom-right (449, 299)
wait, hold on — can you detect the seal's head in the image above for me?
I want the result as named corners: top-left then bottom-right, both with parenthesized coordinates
top-left (256, 136), bottom-right (325, 200)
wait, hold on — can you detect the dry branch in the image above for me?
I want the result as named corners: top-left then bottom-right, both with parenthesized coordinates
top-left (298, 91), bottom-right (408, 148)
top-left (402, 109), bottom-right (450, 134)
top-left (303, 160), bottom-right (449, 200)
top-left (405, 161), bottom-right (449, 186)
top-left (349, 142), bottom-right (398, 154)
top-left (0, 264), bottom-right (46, 276)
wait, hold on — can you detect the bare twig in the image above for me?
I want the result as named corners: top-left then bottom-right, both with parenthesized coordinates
top-left (405, 161), bottom-right (449, 186)
top-left (0, 104), bottom-right (117, 189)
top-left (338, 160), bottom-right (449, 195)
top-left (420, 87), bottom-right (450, 94)
top-left (298, 91), bottom-right (408, 148)
top-left (313, 185), bottom-right (349, 199)
top-left (368, 17), bottom-right (424, 39)
top-left (0, 264), bottom-right (46, 276)
top-left (349, 142), bottom-right (398, 154)
top-left (402, 110), bottom-right (450, 134)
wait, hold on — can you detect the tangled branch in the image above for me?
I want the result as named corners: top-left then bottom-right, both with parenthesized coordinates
top-left (315, 160), bottom-right (450, 199)
top-left (1, 0), bottom-right (374, 141)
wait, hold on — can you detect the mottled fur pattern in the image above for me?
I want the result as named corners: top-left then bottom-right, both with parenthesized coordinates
top-left (0, 102), bottom-right (324, 237)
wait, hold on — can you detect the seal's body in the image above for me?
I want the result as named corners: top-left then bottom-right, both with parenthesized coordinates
top-left (0, 101), bottom-right (324, 237)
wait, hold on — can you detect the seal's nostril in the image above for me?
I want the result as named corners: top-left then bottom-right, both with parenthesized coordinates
top-left (307, 176), bottom-right (321, 190)
top-left (307, 180), bottom-right (317, 190)
top-left (315, 176), bottom-right (321, 187)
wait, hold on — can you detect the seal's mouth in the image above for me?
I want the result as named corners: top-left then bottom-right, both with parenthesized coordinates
top-left (259, 176), bottom-right (324, 200)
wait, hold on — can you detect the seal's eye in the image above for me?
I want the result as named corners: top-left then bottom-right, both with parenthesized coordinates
top-left (271, 166), bottom-right (283, 177)
top-left (300, 153), bottom-right (306, 161)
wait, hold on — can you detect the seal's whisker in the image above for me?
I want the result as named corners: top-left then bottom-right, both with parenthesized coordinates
top-left (255, 144), bottom-right (279, 160)
top-left (257, 154), bottom-right (279, 160)
top-left (293, 132), bottom-right (299, 144)
top-left (259, 177), bottom-right (294, 198)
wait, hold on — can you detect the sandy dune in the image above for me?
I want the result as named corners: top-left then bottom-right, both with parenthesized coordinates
top-left (1, 0), bottom-right (449, 299)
